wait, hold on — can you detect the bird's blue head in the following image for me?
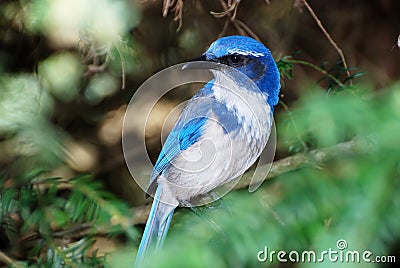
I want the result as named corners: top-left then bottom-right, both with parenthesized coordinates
top-left (201, 35), bottom-right (281, 107)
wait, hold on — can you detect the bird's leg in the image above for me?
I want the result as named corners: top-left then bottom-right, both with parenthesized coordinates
top-left (204, 191), bottom-right (224, 210)
top-left (184, 192), bottom-right (231, 232)
top-left (188, 205), bottom-right (222, 233)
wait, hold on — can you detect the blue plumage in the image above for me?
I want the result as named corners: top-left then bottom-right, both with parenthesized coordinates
top-left (153, 116), bottom-right (208, 179)
top-left (135, 35), bottom-right (281, 266)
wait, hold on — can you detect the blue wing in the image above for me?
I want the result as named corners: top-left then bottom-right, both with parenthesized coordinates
top-left (137, 90), bottom-right (213, 264)
top-left (146, 82), bottom-right (215, 196)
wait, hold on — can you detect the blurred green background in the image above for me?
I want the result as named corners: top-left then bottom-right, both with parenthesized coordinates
top-left (0, 0), bottom-right (399, 267)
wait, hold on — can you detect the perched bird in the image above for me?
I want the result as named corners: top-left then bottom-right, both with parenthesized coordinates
top-left (135, 35), bottom-right (280, 265)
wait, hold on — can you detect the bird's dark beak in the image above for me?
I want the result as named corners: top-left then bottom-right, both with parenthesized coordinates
top-left (190, 55), bottom-right (207, 61)
top-left (182, 54), bottom-right (210, 70)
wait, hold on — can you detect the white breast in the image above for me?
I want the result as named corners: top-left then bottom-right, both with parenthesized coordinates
top-left (211, 68), bottom-right (272, 141)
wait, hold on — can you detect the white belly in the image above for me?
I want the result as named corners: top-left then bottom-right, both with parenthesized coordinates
top-left (160, 106), bottom-right (272, 204)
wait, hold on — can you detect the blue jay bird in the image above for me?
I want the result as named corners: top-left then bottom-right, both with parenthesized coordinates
top-left (135, 35), bottom-right (280, 265)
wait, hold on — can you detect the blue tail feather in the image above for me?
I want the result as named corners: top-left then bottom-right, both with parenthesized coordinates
top-left (135, 185), bottom-right (175, 267)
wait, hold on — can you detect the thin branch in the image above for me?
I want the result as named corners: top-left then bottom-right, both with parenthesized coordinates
top-left (162, 0), bottom-right (176, 17)
top-left (235, 19), bottom-right (260, 41)
top-left (132, 139), bottom-right (362, 225)
top-left (235, 139), bottom-right (360, 189)
top-left (232, 19), bottom-right (247, 36)
top-left (21, 223), bottom-right (110, 244)
top-left (161, 0), bottom-right (184, 30)
top-left (210, 1), bottom-right (237, 17)
top-left (173, 0), bottom-right (184, 31)
top-left (218, 18), bottom-right (231, 38)
top-left (301, 0), bottom-right (352, 85)
top-left (0, 251), bottom-right (24, 268)
top-left (115, 45), bottom-right (126, 90)
top-left (211, 0), bottom-right (261, 41)
top-left (289, 59), bottom-right (346, 88)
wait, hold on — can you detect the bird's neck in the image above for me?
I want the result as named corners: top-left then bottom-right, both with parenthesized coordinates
top-left (256, 58), bottom-right (280, 108)
top-left (255, 74), bottom-right (280, 108)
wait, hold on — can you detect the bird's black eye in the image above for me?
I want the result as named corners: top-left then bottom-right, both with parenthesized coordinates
top-left (230, 55), bottom-right (242, 64)
top-left (227, 54), bottom-right (246, 67)
top-left (218, 54), bottom-right (247, 67)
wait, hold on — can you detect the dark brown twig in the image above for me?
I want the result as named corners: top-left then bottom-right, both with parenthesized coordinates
top-left (0, 251), bottom-right (24, 268)
top-left (211, 0), bottom-right (260, 41)
top-left (301, 0), bottom-right (352, 85)
top-left (161, 0), bottom-right (184, 31)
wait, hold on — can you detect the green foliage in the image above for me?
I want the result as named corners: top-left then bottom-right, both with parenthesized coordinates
top-left (318, 62), bottom-right (365, 94)
top-left (277, 55), bottom-right (366, 94)
top-left (38, 53), bottom-right (84, 102)
top-left (24, 0), bottom-right (139, 45)
top-left (0, 75), bottom-right (53, 134)
top-left (0, 75), bottom-right (65, 168)
top-left (276, 55), bottom-right (296, 80)
top-left (0, 171), bottom-right (137, 266)
top-left (1, 1), bottom-right (142, 266)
